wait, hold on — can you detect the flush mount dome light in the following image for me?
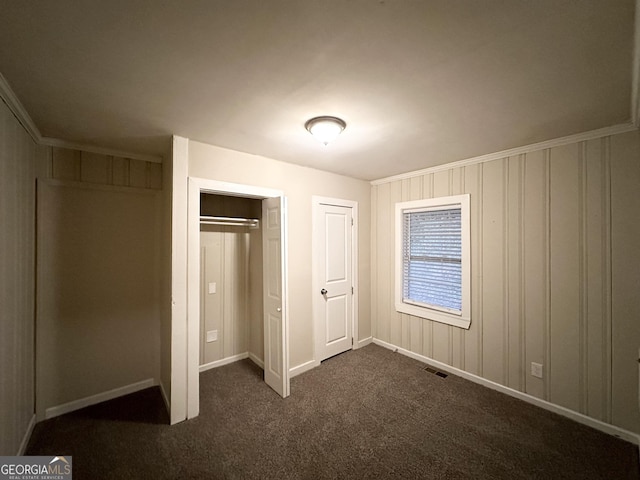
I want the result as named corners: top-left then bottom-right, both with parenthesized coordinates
top-left (305, 116), bottom-right (346, 146)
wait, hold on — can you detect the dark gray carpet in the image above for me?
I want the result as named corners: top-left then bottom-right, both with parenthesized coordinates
top-left (27, 344), bottom-right (639, 479)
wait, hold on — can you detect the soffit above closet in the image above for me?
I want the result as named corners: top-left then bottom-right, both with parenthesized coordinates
top-left (0, 0), bottom-right (634, 181)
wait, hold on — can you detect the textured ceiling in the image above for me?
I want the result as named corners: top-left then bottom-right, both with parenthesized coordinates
top-left (0, 0), bottom-right (634, 180)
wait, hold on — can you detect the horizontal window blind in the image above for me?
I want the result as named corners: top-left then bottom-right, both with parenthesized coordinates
top-left (402, 207), bottom-right (462, 313)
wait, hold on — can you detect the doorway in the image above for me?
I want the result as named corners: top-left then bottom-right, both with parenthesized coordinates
top-left (312, 196), bottom-right (359, 363)
top-left (187, 178), bottom-right (290, 419)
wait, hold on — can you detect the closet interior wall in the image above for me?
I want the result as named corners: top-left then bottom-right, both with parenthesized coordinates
top-left (199, 194), bottom-right (264, 368)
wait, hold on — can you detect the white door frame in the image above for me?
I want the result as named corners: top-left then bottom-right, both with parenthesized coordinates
top-left (311, 196), bottom-right (359, 366)
top-left (187, 177), bottom-right (290, 418)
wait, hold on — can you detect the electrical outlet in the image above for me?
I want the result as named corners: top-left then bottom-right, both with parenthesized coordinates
top-left (531, 362), bottom-right (543, 379)
top-left (208, 282), bottom-right (217, 294)
top-left (206, 330), bottom-right (218, 343)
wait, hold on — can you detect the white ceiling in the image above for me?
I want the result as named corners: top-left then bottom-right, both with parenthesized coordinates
top-left (0, 1), bottom-right (635, 180)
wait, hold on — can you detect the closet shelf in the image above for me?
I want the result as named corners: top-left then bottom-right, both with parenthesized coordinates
top-left (200, 215), bottom-right (259, 228)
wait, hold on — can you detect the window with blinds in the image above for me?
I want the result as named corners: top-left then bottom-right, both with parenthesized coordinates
top-left (402, 207), bottom-right (462, 314)
top-left (395, 194), bottom-right (471, 329)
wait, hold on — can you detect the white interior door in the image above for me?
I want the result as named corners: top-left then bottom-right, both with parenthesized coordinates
top-left (314, 202), bottom-right (353, 362)
top-left (262, 196), bottom-right (289, 397)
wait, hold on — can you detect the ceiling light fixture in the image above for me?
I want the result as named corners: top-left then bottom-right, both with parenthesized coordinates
top-left (305, 116), bottom-right (346, 146)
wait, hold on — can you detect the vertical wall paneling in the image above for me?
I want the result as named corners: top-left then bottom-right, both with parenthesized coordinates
top-left (200, 232), bottom-right (223, 363)
top-left (0, 99), bottom-right (37, 455)
top-left (481, 159), bottom-right (506, 384)
top-left (370, 186), bottom-right (378, 340)
top-left (199, 194), bottom-right (261, 366)
top-left (371, 129), bottom-right (640, 435)
top-left (584, 138), bottom-right (605, 421)
top-left (112, 157), bottom-right (129, 186)
top-left (610, 131), bottom-right (640, 433)
top-left (507, 155), bottom-right (524, 390)
top-left (389, 181), bottom-right (403, 348)
top-left (80, 151), bottom-right (109, 184)
top-left (376, 183), bottom-right (390, 343)
top-left (544, 149), bottom-right (552, 401)
top-left (46, 147), bottom-right (161, 191)
top-left (523, 150), bottom-right (546, 399)
top-left (463, 164), bottom-right (480, 376)
top-left (129, 159), bottom-right (148, 189)
top-left (52, 147), bottom-right (80, 181)
top-left (602, 136), bottom-right (612, 424)
top-left (549, 143), bottom-right (582, 412)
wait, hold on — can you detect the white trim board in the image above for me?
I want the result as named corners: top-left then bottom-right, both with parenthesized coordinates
top-left (199, 354), bottom-right (321, 379)
top-left (248, 352), bottom-right (264, 370)
top-left (356, 336), bottom-right (373, 349)
top-left (44, 378), bottom-right (156, 420)
top-left (0, 72), bottom-right (41, 143)
top-left (372, 338), bottom-right (640, 446)
top-left (290, 359), bottom-right (318, 378)
top-left (17, 415), bottom-right (36, 456)
top-left (371, 123), bottom-right (637, 186)
top-left (159, 381), bottom-right (171, 418)
top-left (199, 353), bottom-right (249, 373)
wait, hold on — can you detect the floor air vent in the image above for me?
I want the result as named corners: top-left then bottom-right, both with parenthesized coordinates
top-left (424, 366), bottom-right (448, 378)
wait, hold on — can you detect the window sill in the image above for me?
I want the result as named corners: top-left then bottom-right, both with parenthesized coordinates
top-left (395, 302), bottom-right (470, 329)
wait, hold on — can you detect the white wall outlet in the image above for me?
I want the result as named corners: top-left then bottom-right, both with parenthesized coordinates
top-left (206, 330), bottom-right (218, 343)
top-left (208, 282), bottom-right (216, 294)
top-left (531, 362), bottom-right (543, 379)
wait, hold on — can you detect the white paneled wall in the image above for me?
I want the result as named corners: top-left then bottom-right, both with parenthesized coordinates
top-left (0, 99), bottom-right (40, 454)
top-left (371, 130), bottom-right (640, 434)
top-left (200, 227), bottom-right (250, 365)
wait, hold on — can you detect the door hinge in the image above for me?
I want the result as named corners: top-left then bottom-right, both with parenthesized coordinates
top-left (351, 218), bottom-right (354, 226)
top-left (351, 286), bottom-right (354, 294)
top-left (352, 338), bottom-right (354, 346)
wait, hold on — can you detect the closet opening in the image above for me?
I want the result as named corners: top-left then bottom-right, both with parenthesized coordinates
top-left (185, 178), bottom-right (289, 420)
top-left (198, 193), bottom-right (264, 374)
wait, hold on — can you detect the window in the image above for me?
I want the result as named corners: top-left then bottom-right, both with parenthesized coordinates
top-left (395, 194), bottom-right (470, 329)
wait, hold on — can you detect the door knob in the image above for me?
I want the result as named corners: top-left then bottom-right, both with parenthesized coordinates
top-left (320, 289), bottom-right (327, 295)
top-left (276, 307), bottom-right (282, 312)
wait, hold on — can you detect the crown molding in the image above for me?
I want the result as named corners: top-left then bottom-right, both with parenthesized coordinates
top-left (40, 137), bottom-right (163, 164)
top-left (0, 72), bottom-right (42, 142)
top-left (371, 123), bottom-right (638, 186)
top-left (0, 71), bottom-right (162, 163)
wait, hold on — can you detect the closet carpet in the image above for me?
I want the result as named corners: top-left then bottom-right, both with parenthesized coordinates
top-left (26, 344), bottom-right (639, 479)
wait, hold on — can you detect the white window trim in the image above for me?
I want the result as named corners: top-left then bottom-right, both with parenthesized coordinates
top-left (395, 194), bottom-right (471, 329)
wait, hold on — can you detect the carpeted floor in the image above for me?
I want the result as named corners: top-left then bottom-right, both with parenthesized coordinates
top-left (27, 344), bottom-right (639, 479)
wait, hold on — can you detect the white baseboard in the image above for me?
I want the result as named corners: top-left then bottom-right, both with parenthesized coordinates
top-left (290, 359), bottom-right (318, 378)
top-left (45, 378), bottom-right (156, 420)
top-left (357, 336), bottom-right (373, 349)
top-left (199, 353), bottom-right (249, 373)
top-left (17, 414), bottom-right (36, 456)
top-left (372, 338), bottom-right (640, 446)
top-left (159, 381), bottom-right (171, 417)
top-left (248, 352), bottom-right (264, 370)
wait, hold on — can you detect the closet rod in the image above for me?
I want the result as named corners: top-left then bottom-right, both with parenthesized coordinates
top-left (199, 215), bottom-right (259, 228)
